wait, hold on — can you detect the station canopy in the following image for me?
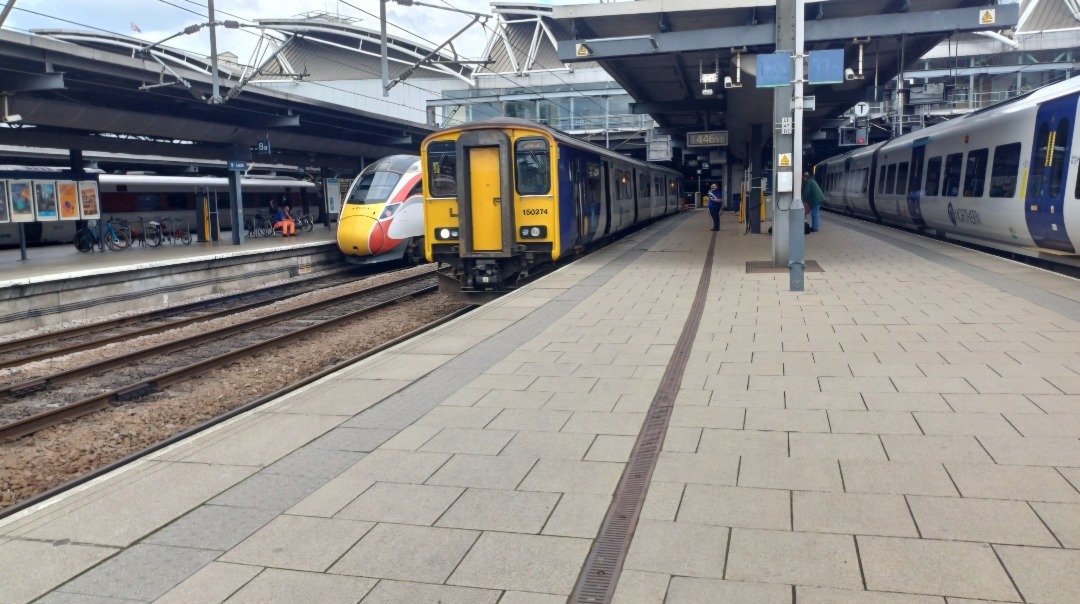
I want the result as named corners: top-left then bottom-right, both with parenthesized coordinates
top-left (547, 0), bottom-right (1019, 160)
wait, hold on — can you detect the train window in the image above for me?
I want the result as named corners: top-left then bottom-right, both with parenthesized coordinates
top-left (925, 157), bottom-right (942, 196)
top-left (427, 141), bottom-right (457, 198)
top-left (884, 164), bottom-right (897, 195)
top-left (136, 194), bottom-right (162, 211)
top-left (942, 153), bottom-right (963, 197)
top-left (895, 162), bottom-right (909, 196)
top-left (588, 163), bottom-right (603, 204)
top-left (963, 149), bottom-right (989, 197)
top-left (989, 143), bottom-right (1021, 197)
top-left (639, 174), bottom-right (649, 198)
top-left (861, 168), bottom-right (869, 194)
top-left (877, 166), bottom-right (887, 193)
top-left (515, 138), bottom-right (550, 196)
top-left (654, 177), bottom-right (662, 197)
top-left (1049, 119), bottom-right (1069, 198)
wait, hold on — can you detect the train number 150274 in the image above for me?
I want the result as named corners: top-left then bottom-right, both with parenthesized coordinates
top-left (522, 208), bottom-right (549, 216)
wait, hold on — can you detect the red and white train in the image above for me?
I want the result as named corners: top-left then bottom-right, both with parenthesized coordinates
top-left (335, 155), bottom-right (426, 264)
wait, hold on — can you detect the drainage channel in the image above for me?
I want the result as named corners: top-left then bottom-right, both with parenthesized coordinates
top-left (569, 230), bottom-right (719, 604)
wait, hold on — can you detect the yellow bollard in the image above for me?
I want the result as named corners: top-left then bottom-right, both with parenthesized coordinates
top-left (739, 184), bottom-right (746, 223)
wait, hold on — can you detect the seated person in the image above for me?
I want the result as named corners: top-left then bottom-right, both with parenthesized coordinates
top-left (1001, 181), bottom-right (1015, 197)
top-left (274, 204), bottom-right (296, 237)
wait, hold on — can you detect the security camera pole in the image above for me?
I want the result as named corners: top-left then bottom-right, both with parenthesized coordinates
top-left (772, 0), bottom-right (806, 291)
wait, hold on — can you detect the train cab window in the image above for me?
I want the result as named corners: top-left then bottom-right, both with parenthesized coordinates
top-left (1049, 119), bottom-right (1069, 198)
top-left (896, 162), bottom-right (909, 196)
top-left (515, 138), bottom-right (550, 196)
top-left (884, 164), bottom-right (897, 194)
top-left (942, 153), bottom-right (963, 197)
top-left (427, 141), bottom-right (457, 198)
top-left (989, 142), bottom-right (1021, 197)
top-left (963, 148), bottom-right (989, 197)
top-left (877, 166), bottom-right (887, 193)
top-left (925, 157), bottom-right (942, 196)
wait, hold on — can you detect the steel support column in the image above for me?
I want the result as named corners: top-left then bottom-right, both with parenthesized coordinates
top-left (228, 170), bottom-right (244, 245)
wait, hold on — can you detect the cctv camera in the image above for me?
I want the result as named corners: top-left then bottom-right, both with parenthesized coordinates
top-left (2, 114), bottom-right (22, 124)
top-left (702, 86), bottom-right (714, 96)
top-left (723, 76), bottom-right (733, 89)
top-left (844, 68), bottom-right (855, 81)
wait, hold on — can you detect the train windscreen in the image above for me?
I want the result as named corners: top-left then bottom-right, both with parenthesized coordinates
top-left (346, 171), bottom-right (401, 205)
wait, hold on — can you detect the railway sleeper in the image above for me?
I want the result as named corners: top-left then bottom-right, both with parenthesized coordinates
top-left (115, 383), bottom-right (155, 402)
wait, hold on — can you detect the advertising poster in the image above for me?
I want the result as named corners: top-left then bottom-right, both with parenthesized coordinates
top-left (34, 181), bottom-right (59, 221)
top-left (0, 180), bottom-right (9, 223)
top-left (325, 177), bottom-right (341, 215)
top-left (78, 181), bottom-right (101, 220)
top-left (57, 180), bottom-right (80, 220)
top-left (9, 180), bottom-right (35, 222)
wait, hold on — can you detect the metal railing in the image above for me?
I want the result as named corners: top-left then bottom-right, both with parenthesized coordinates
top-left (538, 114), bottom-right (652, 133)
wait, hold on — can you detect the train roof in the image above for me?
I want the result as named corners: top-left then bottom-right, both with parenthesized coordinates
top-left (426, 117), bottom-right (682, 176)
top-left (98, 174), bottom-right (317, 189)
top-left (361, 155), bottom-right (420, 175)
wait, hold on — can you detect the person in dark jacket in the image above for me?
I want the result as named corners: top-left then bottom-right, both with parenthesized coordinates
top-left (707, 183), bottom-right (722, 231)
top-left (802, 172), bottom-right (826, 232)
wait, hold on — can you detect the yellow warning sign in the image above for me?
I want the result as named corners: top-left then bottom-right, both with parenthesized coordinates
top-left (576, 44), bottom-right (590, 57)
top-left (778, 153), bottom-right (792, 168)
top-left (980, 9), bottom-right (995, 25)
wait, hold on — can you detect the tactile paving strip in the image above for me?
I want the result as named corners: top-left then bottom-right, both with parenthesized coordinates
top-left (569, 231), bottom-right (719, 604)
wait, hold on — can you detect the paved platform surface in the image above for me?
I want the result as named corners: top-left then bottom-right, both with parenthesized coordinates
top-left (0, 227), bottom-right (337, 288)
top-left (2, 209), bottom-right (1079, 604)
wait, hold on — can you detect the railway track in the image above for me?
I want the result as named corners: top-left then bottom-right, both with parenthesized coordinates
top-left (0, 267), bottom-right (388, 369)
top-left (0, 272), bottom-right (438, 442)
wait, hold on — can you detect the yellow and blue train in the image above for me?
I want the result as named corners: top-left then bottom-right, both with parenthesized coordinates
top-left (421, 118), bottom-right (683, 295)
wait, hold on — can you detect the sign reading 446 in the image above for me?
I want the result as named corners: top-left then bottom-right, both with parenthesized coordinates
top-left (687, 131), bottom-right (728, 147)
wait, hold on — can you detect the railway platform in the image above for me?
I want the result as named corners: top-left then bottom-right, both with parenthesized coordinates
top-left (3, 209), bottom-right (1080, 603)
top-left (0, 227), bottom-right (340, 336)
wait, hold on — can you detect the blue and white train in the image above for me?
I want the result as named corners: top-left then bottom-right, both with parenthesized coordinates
top-left (817, 75), bottom-right (1080, 255)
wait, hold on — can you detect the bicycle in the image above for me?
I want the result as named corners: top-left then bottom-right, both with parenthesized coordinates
top-left (295, 211), bottom-right (315, 233)
top-left (74, 218), bottom-right (131, 252)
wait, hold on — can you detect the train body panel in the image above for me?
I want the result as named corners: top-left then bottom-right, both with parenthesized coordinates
top-left (818, 75), bottom-right (1080, 255)
top-left (422, 118), bottom-right (681, 294)
top-left (336, 155), bottom-right (426, 265)
top-left (0, 172), bottom-right (315, 245)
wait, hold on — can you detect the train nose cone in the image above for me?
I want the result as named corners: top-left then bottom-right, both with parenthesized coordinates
top-left (367, 219), bottom-right (389, 255)
top-left (338, 214), bottom-right (375, 256)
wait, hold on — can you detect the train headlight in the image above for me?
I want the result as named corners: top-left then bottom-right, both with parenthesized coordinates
top-left (435, 228), bottom-right (459, 240)
top-left (519, 225), bottom-right (547, 239)
top-left (379, 204), bottom-right (400, 220)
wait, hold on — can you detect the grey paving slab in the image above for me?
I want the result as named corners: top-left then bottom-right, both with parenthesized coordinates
top-left (907, 496), bottom-right (1058, 546)
top-left (1031, 502), bottom-right (1080, 548)
top-left (677, 484), bottom-right (791, 530)
top-left (335, 481), bottom-right (463, 525)
top-left (308, 427), bottom-right (398, 452)
top-left (640, 481), bottom-right (684, 522)
top-left (829, 410), bottom-right (923, 435)
top-left (177, 413), bottom-right (343, 466)
top-left (337, 449), bottom-right (451, 483)
top-left (863, 393), bottom-right (952, 412)
top-left (879, 435), bottom-right (994, 464)
top-left (914, 412), bottom-right (1020, 436)
top-left (584, 435), bottom-right (636, 462)
top-left (945, 463), bottom-right (1080, 502)
top-left (841, 460), bottom-right (960, 496)
top-left (220, 514), bottom-right (373, 572)
top-left (995, 544), bottom-right (1080, 604)
top-left (744, 409), bottom-right (830, 433)
top-left (223, 568), bottom-right (376, 604)
top-left (57, 544), bottom-right (220, 602)
top-left (0, 540), bottom-right (117, 604)
top-left (542, 493), bottom-right (611, 538)
top-left (544, 391), bottom-right (621, 412)
top-left (669, 406), bottom-right (744, 429)
top-left (652, 452), bottom-right (739, 486)
top-left (377, 425), bottom-right (440, 450)
top-left (943, 394), bottom-right (1044, 414)
top-left (418, 427), bottom-right (516, 455)
top-left (278, 378), bottom-right (410, 416)
top-left (725, 528), bottom-right (862, 589)
top-left (474, 390), bottom-right (554, 409)
top-left (208, 472), bottom-right (328, 511)
top-left (738, 456), bottom-right (843, 492)
top-left (414, 406), bottom-right (503, 428)
top-left (666, 578), bottom-right (793, 603)
top-left (1006, 412), bottom-right (1080, 437)
top-left (447, 531), bottom-right (592, 595)
top-left (796, 586), bottom-right (945, 603)
top-left (500, 431), bottom-right (595, 460)
top-left (794, 491), bottom-right (919, 537)
top-left (487, 409), bottom-right (572, 432)
top-left (858, 536), bottom-right (1019, 601)
top-left (144, 504), bottom-right (280, 551)
top-left (329, 523), bottom-right (479, 583)
top-left (518, 458), bottom-right (624, 495)
top-left (425, 453), bottom-right (536, 490)
top-left (562, 411), bottom-right (646, 435)
top-left (154, 562), bottom-right (262, 604)
top-left (611, 570), bottom-right (670, 604)
top-left (25, 462), bottom-right (256, 547)
top-left (260, 446), bottom-right (365, 479)
top-left (977, 435), bottom-right (1080, 466)
top-left (786, 391), bottom-right (867, 410)
top-left (36, 594), bottom-right (142, 604)
top-left (359, 580), bottom-right (500, 604)
top-left (789, 433), bottom-right (889, 461)
top-left (496, 591), bottom-right (567, 604)
top-left (285, 477), bottom-right (374, 518)
top-left (696, 429), bottom-right (789, 457)
top-left (624, 519), bottom-right (728, 579)
top-left (435, 488), bottom-right (558, 533)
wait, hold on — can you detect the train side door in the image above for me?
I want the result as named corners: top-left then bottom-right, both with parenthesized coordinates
top-left (1025, 93), bottom-right (1078, 252)
top-left (907, 142), bottom-right (927, 226)
top-left (602, 161), bottom-right (613, 235)
top-left (456, 130), bottom-right (515, 257)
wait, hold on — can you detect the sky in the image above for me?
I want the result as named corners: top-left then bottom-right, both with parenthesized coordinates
top-left (4, 0), bottom-right (590, 64)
